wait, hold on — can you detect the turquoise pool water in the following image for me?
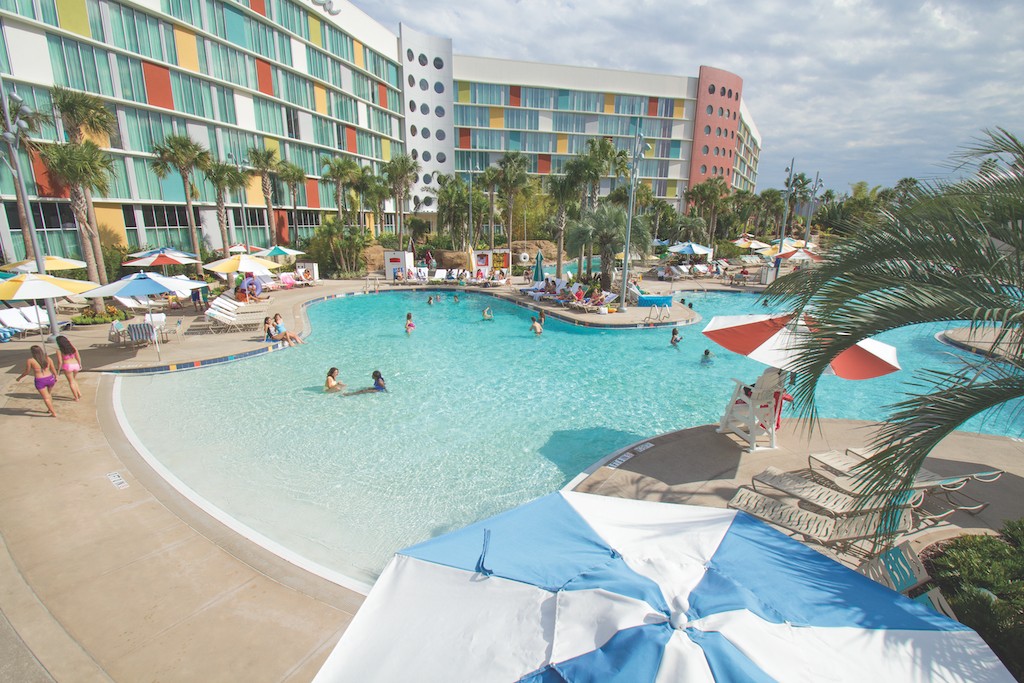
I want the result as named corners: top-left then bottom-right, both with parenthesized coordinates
top-left (117, 290), bottom-right (1021, 587)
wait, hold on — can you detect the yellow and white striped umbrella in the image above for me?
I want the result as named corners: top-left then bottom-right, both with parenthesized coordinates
top-left (203, 254), bottom-right (283, 273)
top-left (1, 255), bottom-right (88, 272)
top-left (0, 272), bottom-right (99, 300)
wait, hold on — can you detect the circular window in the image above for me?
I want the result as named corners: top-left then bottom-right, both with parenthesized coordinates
top-left (700, 165), bottom-right (707, 174)
top-left (422, 173), bottom-right (432, 184)
top-left (703, 125), bottom-right (711, 135)
top-left (406, 49), bottom-right (414, 62)
top-left (719, 85), bottom-right (725, 95)
top-left (418, 54), bottom-right (428, 66)
top-left (733, 112), bottom-right (737, 120)
top-left (409, 100), bottom-right (416, 112)
top-left (735, 91), bottom-right (740, 100)
top-left (731, 131), bottom-right (735, 138)
top-left (437, 152), bottom-right (446, 163)
top-left (708, 84), bottom-right (715, 94)
top-left (706, 105), bottom-right (713, 115)
top-left (434, 106), bottom-right (445, 117)
top-left (727, 88), bottom-right (733, 98)
top-left (712, 165), bottom-right (717, 174)
top-left (433, 57), bottom-right (444, 69)
top-left (423, 196), bottom-right (434, 207)
top-left (716, 127), bottom-right (721, 136)
top-left (422, 128), bottom-right (431, 139)
top-left (718, 107), bottom-right (724, 116)
top-left (407, 75), bottom-right (415, 87)
top-left (435, 129), bottom-right (445, 141)
top-left (434, 82), bottom-right (445, 94)
top-left (419, 79), bottom-right (428, 91)
top-left (420, 103), bottom-right (429, 115)
top-left (422, 151), bottom-right (431, 162)
top-left (725, 108), bottom-right (730, 117)
top-left (410, 125), bottom-right (418, 136)
top-left (714, 148), bottom-right (719, 156)
top-left (411, 149), bottom-right (418, 160)
top-left (701, 145), bottom-right (709, 154)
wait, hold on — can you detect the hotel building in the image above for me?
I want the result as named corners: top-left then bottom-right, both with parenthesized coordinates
top-left (0, 0), bottom-right (760, 260)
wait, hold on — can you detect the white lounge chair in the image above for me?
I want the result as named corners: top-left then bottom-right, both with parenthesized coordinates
top-left (752, 466), bottom-right (924, 516)
top-left (114, 295), bottom-right (148, 312)
top-left (717, 367), bottom-right (787, 451)
top-left (809, 449), bottom-right (1004, 494)
top-left (0, 308), bottom-right (40, 336)
top-left (20, 305), bottom-right (72, 331)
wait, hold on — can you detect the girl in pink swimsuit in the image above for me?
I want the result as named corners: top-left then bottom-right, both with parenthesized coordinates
top-left (16, 345), bottom-right (58, 417)
top-left (56, 335), bottom-right (82, 401)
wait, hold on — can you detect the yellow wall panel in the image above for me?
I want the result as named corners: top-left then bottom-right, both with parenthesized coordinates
top-left (489, 107), bottom-right (503, 128)
top-left (308, 16), bottom-right (322, 47)
top-left (83, 128), bottom-right (109, 148)
top-left (353, 40), bottom-right (364, 69)
top-left (604, 93), bottom-right (615, 114)
top-left (556, 134), bottom-right (568, 154)
top-left (56, 0), bottom-right (90, 37)
top-left (247, 175), bottom-right (264, 206)
top-left (381, 138), bottom-right (391, 161)
top-left (666, 180), bottom-right (677, 197)
top-left (457, 82), bottom-right (470, 104)
top-left (314, 84), bottom-right (327, 114)
top-left (174, 27), bottom-right (199, 72)
top-left (94, 203), bottom-right (126, 246)
top-left (674, 99), bottom-right (685, 119)
top-left (263, 137), bottom-right (280, 155)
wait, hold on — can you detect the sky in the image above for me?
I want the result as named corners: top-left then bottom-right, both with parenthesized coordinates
top-left (349, 0), bottom-right (1023, 195)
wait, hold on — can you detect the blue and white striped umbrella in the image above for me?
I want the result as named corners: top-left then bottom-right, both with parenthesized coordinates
top-left (316, 492), bottom-right (1009, 682)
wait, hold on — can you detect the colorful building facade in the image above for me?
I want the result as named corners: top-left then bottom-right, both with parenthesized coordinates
top-left (0, 0), bottom-right (760, 260)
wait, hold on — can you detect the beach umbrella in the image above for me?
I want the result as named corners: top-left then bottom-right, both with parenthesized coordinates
top-left (0, 270), bottom-right (15, 280)
top-left (1, 255), bottom-right (88, 273)
top-left (203, 253), bottom-right (282, 274)
top-left (702, 313), bottom-right (900, 380)
top-left (668, 241), bottom-right (714, 255)
top-left (732, 237), bottom-right (770, 250)
top-left (777, 248), bottom-right (823, 262)
top-left (82, 272), bottom-right (207, 361)
top-left (314, 492), bottom-right (1008, 682)
top-left (757, 244), bottom-right (781, 258)
top-left (532, 250), bottom-right (544, 283)
top-left (128, 246), bottom-right (197, 259)
top-left (226, 243), bottom-right (260, 254)
top-left (0, 273), bottom-right (99, 349)
top-left (123, 253), bottom-right (201, 268)
top-left (252, 245), bottom-right (305, 258)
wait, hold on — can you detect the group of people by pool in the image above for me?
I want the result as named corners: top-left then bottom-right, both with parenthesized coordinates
top-left (263, 313), bottom-right (304, 346)
top-left (16, 336), bottom-right (82, 417)
top-left (324, 367), bottom-right (387, 395)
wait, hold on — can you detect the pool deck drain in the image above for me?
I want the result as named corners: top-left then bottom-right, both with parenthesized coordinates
top-left (1, 277), bottom-right (1022, 681)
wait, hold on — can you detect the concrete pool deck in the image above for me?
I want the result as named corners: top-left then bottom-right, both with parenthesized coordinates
top-left (1, 277), bottom-right (1021, 681)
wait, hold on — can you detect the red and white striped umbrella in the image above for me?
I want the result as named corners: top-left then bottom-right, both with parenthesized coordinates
top-left (777, 248), bottom-right (823, 262)
top-left (702, 313), bottom-right (900, 380)
top-left (123, 253), bottom-right (200, 267)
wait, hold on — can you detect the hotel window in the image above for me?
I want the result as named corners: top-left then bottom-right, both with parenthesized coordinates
top-left (254, 97), bottom-right (285, 136)
top-left (161, 0), bottom-right (203, 28)
top-left (291, 209), bottom-right (320, 242)
top-left (231, 208), bottom-right (270, 249)
top-left (552, 113), bottom-right (586, 133)
top-left (364, 49), bottom-right (397, 86)
top-left (331, 93), bottom-right (357, 124)
top-left (204, 39), bottom-right (256, 89)
top-left (170, 72), bottom-right (215, 118)
top-left (0, 0), bottom-right (57, 25)
top-left (454, 106), bottom-right (490, 127)
top-left (94, 155), bottom-right (131, 199)
top-left (520, 88), bottom-right (554, 109)
top-left (565, 91), bottom-right (602, 113)
top-left (285, 107), bottom-right (299, 140)
top-left (614, 95), bottom-right (645, 116)
top-left (272, 68), bottom-right (313, 109)
top-left (312, 115), bottom-right (334, 147)
top-left (598, 115), bottom-right (631, 136)
top-left (47, 34), bottom-right (114, 97)
top-left (123, 107), bottom-right (181, 152)
top-left (356, 131), bottom-right (381, 158)
top-left (10, 84), bottom-right (57, 141)
top-left (267, 0), bottom-right (309, 40)
top-left (4, 201), bottom-right (79, 260)
top-left (470, 83), bottom-right (508, 105)
top-left (470, 129), bottom-right (506, 151)
top-left (522, 133), bottom-right (553, 153)
top-left (307, 46), bottom-right (341, 88)
top-left (351, 72), bottom-right (374, 103)
top-left (105, 0), bottom-right (177, 63)
top-left (220, 128), bottom-right (257, 162)
top-left (323, 25), bottom-right (355, 63)
top-left (125, 204), bottom-right (200, 251)
top-left (505, 109), bottom-right (539, 130)
top-left (657, 98), bottom-right (675, 118)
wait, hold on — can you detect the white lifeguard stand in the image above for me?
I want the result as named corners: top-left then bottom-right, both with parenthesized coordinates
top-left (384, 251), bottom-right (414, 282)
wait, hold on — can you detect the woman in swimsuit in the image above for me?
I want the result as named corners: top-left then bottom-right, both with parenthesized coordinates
top-left (324, 367), bottom-right (345, 393)
top-left (17, 345), bottom-right (58, 417)
top-left (405, 312), bottom-right (415, 335)
top-left (272, 314), bottom-right (304, 346)
top-left (55, 335), bottom-right (82, 401)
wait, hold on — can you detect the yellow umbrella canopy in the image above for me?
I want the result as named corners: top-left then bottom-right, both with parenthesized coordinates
top-left (757, 245), bottom-right (781, 258)
top-left (203, 254), bottom-right (283, 273)
top-left (0, 272), bottom-right (99, 300)
top-left (1, 255), bottom-right (88, 272)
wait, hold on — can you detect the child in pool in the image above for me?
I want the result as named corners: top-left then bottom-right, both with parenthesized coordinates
top-left (346, 370), bottom-right (386, 396)
top-left (16, 345), bottom-right (58, 417)
top-left (670, 328), bottom-right (680, 349)
top-left (701, 349), bottom-right (714, 365)
top-left (482, 307), bottom-right (493, 320)
top-left (406, 312), bottom-right (415, 334)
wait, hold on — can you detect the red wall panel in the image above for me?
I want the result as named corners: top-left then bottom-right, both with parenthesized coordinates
top-left (274, 209), bottom-right (289, 245)
top-left (510, 86), bottom-right (521, 107)
top-left (345, 126), bottom-right (357, 152)
top-left (305, 178), bottom-right (320, 209)
top-left (249, 0), bottom-right (266, 15)
top-left (458, 127), bottom-right (470, 149)
top-left (256, 59), bottom-right (274, 96)
top-left (647, 97), bottom-right (658, 117)
top-left (30, 150), bottom-right (69, 199)
top-left (537, 154), bottom-right (551, 174)
top-left (142, 62), bottom-right (174, 110)
top-left (378, 83), bottom-right (388, 110)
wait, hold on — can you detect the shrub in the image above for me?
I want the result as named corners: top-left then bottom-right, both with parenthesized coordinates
top-left (927, 519), bottom-right (1024, 679)
top-left (71, 308), bottom-right (130, 325)
top-left (376, 234), bottom-right (400, 250)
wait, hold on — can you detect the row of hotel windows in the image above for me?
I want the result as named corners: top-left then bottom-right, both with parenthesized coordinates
top-left (451, 151), bottom-right (676, 179)
top-left (460, 83), bottom-right (678, 118)
top-left (463, 130), bottom-right (684, 159)
top-left (453, 107), bottom-right (678, 139)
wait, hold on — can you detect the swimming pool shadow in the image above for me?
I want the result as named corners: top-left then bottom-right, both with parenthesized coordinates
top-left (538, 427), bottom-right (648, 479)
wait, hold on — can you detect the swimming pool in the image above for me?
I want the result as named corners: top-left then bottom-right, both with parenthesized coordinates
top-left (116, 290), bottom-right (1021, 588)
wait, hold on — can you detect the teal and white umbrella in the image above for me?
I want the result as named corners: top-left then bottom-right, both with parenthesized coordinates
top-left (532, 251), bottom-right (544, 283)
top-left (253, 245), bottom-right (305, 257)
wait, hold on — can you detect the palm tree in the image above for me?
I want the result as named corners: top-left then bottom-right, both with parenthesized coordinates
top-left (763, 127), bottom-right (1024, 521)
top-left (496, 151), bottom-right (528, 246)
top-left (247, 147), bottom-right (280, 246)
top-left (431, 173), bottom-right (469, 249)
top-left (585, 137), bottom-right (628, 208)
top-left (203, 161), bottom-right (249, 257)
top-left (363, 173), bottom-right (390, 237)
top-left (150, 135), bottom-right (211, 275)
top-left (51, 86), bottom-right (117, 283)
top-left (686, 176), bottom-right (729, 244)
top-left (758, 188), bottom-right (785, 236)
top-left (352, 164), bottom-right (377, 234)
top-left (479, 165), bottom-right (501, 249)
top-left (3, 95), bottom-right (50, 260)
top-left (567, 204), bottom-right (649, 292)
top-left (277, 161), bottom-right (306, 245)
top-left (38, 142), bottom-right (114, 314)
top-left (382, 154), bottom-right (420, 247)
top-left (321, 155), bottom-right (360, 227)
top-left (545, 173), bottom-right (583, 278)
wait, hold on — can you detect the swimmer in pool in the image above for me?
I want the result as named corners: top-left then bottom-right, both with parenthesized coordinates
top-left (406, 312), bottom-right (415, 335)
top-left (670, 328), bottom-right (680, 349)
top-left (324, 367), bottom-right (345, 393)
top-left (346, 370), bottom-right (386, 395)
top-left (482, 307), bottom-right (493, 320)
top-left (701, 349), bottom-right (714, 365)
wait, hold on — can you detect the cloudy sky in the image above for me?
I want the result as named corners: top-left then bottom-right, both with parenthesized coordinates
top-left (351, 0), bottom-right (1023, 195)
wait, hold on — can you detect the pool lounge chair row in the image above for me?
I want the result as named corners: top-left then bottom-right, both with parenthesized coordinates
top-left (0, 306), bottom-right (72, 338)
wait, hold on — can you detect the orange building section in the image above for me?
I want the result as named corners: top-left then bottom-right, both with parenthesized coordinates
top-left (29, 150), bottom-right (69, 198)
top-left (647, 97), bottom-right (658, 116)
top-left (249, 0), bottom-right (265, 15)
top-left (377, 83), bottom-right (388, 109)
top-left (458, 128), bottom-right (470, 148)
top-left (142, 62), bottom-right (174, 109)
top-left (510, 86), bottom-right (521, 107)
top-left (537, 154), bottom-right (551, 174)
top-left (256, 59), bottom-right (274, 96)
top-left (273, 209), bottom-right (289, 245)
top-left (305, 178), bottom-right (320, 208)
top-left (345, 126), bottom-right (357, 152)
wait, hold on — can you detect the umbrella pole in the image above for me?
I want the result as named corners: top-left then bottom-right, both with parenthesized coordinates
top-left (149, 302), bottom-right (162, 362)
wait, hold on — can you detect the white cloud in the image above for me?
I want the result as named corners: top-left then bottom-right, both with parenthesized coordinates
top-left (351, 0), bottom-right (1024, 192)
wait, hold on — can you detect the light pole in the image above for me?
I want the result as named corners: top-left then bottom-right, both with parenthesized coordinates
top-left (227, 152), bottom-right (248, 254)
top-left (775, 158), bottom-right (795, 281)
top-left (619, 121), bottom-right (648, 312)
top-left (804, 171), bottom-right (822, 245)
top-left (467, 161), bottom-right (475, 252)
top-left (0, 74), bottom-right (59, 337)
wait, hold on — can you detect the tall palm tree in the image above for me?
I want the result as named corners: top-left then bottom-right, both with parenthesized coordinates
top-left (496, 151), bottom-right (528, 246)
top-left (203, 161), bottom-right (249, 257)
top-left (352, 164), bottom-right (377, 234)
top-left (763, 127), bottom-right (1024, 520)
top-left (381, 154), bottom-right (420, 247)
top-left (51, 87), bottom-right (116, 283)
top-left (685, 176), bottom-right (729, 244)
top-left (247, 147), bottom-right (280, 246)
top-left (150, 135), bottom-right (211, 275)
top-left (567, 204), bottom-right (649, 292)
top-left (783, 172), bottom-right (811, 234)
top-left (758, 188), bottom-right (785, 237)
top-left (545, 172), bottom-right (583, 278)
top-left (585, 137), bottom-right (629, 208)
top-left (320, 155), bottom-right (360, 227)
top-left (38, 142), bottom-right (114, 314)
top-left (277, 161), bottom-right (306, 245)
top-left (479, 165), bottom-right (501, 249)
top-left (3, 95), bottom-right (50, 260)
top-left (363, 173), bottom-right (390, 238)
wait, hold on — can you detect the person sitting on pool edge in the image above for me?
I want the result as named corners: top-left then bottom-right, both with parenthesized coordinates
top-left (346, 370), bottom-right (386, 395)
top-left (272, 313), bottom-right (304, 345)
top-left (324, 367), bottom-right (345, 393)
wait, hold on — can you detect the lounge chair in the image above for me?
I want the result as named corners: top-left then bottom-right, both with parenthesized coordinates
top-left (21, 305), bottom-right (72, 331)
top-left (809, 449), bottom-right (1004, 493)
top-left (279, 273), bottom-right (296, 289)
top-left (751, 465), bottom-right (924, 516)
top-left (717, 367), bottom-right (787, 451)
top-left (520, 280), bottom-right (547, 295)
top-left (728, 486), bottom-right (913, 552)
top-left (0, 308), bottom-right (44, 336)
top-left (125, 322), bottom-right (156, 348)
top-left (432, 269), bottom-right (448, 281)
top-left (56, 295), bottom-right (91, 314)
top-left (109, 320), bottom-right (129, 347)
top-left (205, 307), bottom-right (260, 333)
top-left (114, 295), bottom-right (148, 312)
top-left (256, 274), bottom-right (280, 291)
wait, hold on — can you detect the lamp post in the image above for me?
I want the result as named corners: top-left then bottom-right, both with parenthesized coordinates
top-left (227, 152), bottom-right (248, 254)
top-left (0, 74), bottom-right (58, 338)
top-left (775, 158), bottom-right (795, 281)
top-left (619, 121), bottom-right (647, 312)
top-left (804, 171), bottom-right (822, 246)
top-left (467, 160), bottom-right (475, 251)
